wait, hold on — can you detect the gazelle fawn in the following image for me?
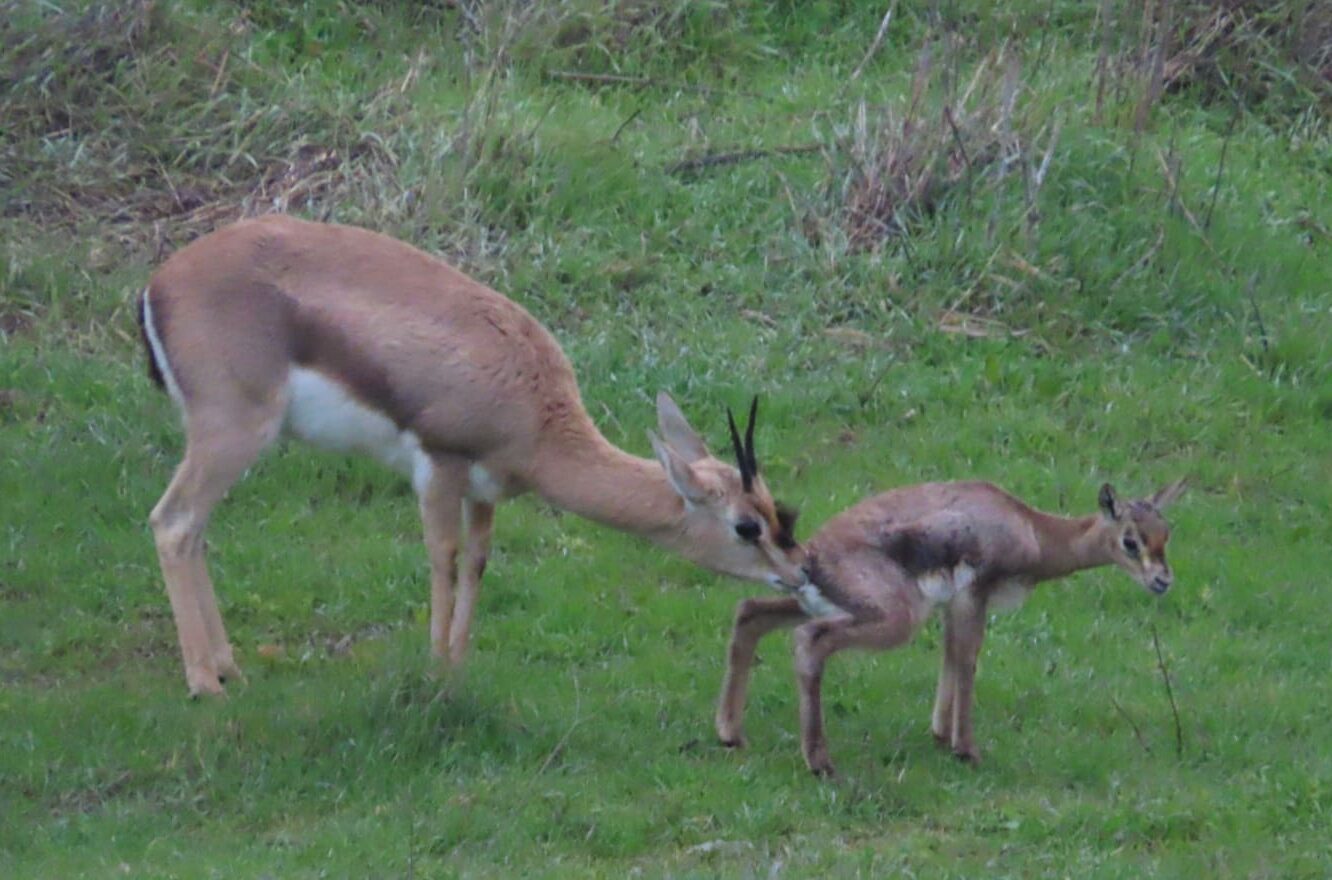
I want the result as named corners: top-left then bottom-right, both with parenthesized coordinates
top-left (715, 478), bottom-right (1186, 776)
top-left (139, 215), bottom-right (806, 697)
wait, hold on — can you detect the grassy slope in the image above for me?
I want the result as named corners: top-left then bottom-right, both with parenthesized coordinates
top-left (2, 1), bottom-right (1330, 876)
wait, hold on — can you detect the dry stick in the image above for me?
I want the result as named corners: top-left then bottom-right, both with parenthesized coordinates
top-left (942, 106), bottom-right (973, 173)
top-left (1093, 0), bottom-right (1114, 124)
top-left (1203, 102), bottom-right (1242, 230)
top-left (545, 70), bottom-right (756, 99)
top-left (1150, 622), bottom-right (1184, 760)
top-left (1245, 271), bottom-right (1269, 355)
top-left (664, 143), bottom-right (822, 176)
top-left (1111, 695), bottom-right (1154, 754)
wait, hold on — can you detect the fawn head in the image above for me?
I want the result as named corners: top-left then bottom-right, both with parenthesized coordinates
top-left (1098, 479), bottom-right (1187, 595)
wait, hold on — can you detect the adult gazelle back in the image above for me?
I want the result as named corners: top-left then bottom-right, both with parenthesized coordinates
top-left (138, 215), bottom-right (807, 697)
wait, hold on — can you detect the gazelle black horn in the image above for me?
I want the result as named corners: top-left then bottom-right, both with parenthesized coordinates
top-left (743, 395), bottom-right (759, 478)
top-left (726, 406), bottom-right (754, 492)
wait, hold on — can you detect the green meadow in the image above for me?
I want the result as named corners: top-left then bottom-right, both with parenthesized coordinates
top-left (2, 1), bottom-right (1330, 876)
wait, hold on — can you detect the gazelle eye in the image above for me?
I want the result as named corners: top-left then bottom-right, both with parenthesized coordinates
top-left (734, 519), bottom-right (762, 542)
top-left (1122, 535), bottom-right (1140, 557)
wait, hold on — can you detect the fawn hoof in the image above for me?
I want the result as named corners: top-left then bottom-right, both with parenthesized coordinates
top-left (952, 747), bottom-right (981, 765)
top-left (808, 758), bottom-right (838, 779)
top-left (931, 729), bottom-right (951, 749)
top-left (718, 734), bottom-right (747, 750)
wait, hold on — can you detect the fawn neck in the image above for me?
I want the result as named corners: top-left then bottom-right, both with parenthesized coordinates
top-left (1028, 512), bottom-right (1114, 582)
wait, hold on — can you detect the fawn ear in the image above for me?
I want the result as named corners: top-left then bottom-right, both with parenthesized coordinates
top-left (1150, 478), bottom-right (1187, 511)
top-left (655, 392), bottom-right (709, 462)
top-left (1098, 483), bottom-right (1124, 522)
top-left (648, 430), bottom-right (710, 506)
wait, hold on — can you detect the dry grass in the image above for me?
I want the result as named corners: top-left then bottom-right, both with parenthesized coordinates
top-left (0, 1), bottom-right (416, 251)
top-left (1163, 1), bottom-right (1332, 105)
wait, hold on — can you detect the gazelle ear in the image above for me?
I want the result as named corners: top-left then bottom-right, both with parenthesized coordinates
top-left (655, 392), bottom-right (709, 462)
top-left (1150, 477), bottom-right (1187, 510)
top-left (648, 430), bottom-right (710, 505)
top-left (1098, 483), bottom-right (1124, 521)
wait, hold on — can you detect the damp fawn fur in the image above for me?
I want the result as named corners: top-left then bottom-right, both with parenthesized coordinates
top-left (715, 478), bottom-right (1186, 776)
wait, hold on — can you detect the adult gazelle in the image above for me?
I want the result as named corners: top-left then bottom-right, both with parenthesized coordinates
top-left (139, 215), bottom-right (806, 697)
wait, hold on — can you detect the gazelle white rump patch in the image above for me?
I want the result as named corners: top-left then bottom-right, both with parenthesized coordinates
top-left (141, 288), bottom-right (186, 409)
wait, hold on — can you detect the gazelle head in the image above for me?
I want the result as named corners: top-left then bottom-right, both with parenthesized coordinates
top-left (1098, 479), bottom-right (1187, 595)
top-left (648, 393), bottom-right (808, 589)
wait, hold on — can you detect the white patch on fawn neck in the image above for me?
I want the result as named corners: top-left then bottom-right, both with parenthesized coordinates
top-left (467, 463), bottom-right (506, 504)
top-left (916, 562), bottom-right (977, 606)
top-left (285, 367), bottom-right (434, 494)
top-left (141, 288), bottom-right (186, 409)
top-left (794, 583), bottom-right (848, 619)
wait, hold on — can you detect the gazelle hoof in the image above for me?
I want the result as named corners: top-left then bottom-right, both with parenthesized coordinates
top-left (186, 674), bottom-right (225, 699)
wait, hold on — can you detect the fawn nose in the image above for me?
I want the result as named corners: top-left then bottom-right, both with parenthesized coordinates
top-left (1150, 573), bottom-right (1172, 594)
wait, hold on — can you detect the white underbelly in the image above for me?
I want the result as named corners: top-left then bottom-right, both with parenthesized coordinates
top-left (284, 367), bottom-right (434, 494)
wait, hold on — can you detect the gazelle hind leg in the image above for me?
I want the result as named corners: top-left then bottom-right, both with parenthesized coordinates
top-left (715, 596), bottom-right (807, 748)
top-left (151, 409), bottom-right (283, 697)
top-left (792, 605), bottom-right (920, 777)
top-left (448, 498), bottom-right (495, 667)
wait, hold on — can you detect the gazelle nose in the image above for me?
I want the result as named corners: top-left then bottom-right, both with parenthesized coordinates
top-left (1150, 574), bottom-right (1171, 594)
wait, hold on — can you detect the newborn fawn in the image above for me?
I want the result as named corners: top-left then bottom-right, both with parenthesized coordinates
top-left (715, 479), bottom-right (1186, 776)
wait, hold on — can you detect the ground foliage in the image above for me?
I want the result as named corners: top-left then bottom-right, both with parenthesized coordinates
top-left (2, 0), bottom-right (1330, 876)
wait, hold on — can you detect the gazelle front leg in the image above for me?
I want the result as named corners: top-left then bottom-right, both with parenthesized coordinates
top-left (419, 459), bottom-right (466, 664)
top-left (945, 595), bottom-right (988, 763)
top-left (715, 596), bottom-right (807, 748)
top-left (447, 498), bottom-right (496, 667)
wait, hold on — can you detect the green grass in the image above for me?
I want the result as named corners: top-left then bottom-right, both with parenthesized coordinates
top-left (3, 0), bottom-right (1331, 876)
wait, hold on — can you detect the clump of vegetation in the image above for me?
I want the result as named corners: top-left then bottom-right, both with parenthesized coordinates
top-left (836, 44), bottom-right (1054, 253)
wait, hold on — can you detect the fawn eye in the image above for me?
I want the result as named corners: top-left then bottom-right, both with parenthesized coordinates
top-left (1122, 535), bottom-right (1140, 557)
top-left (734, 519), bottom-right (762, 542)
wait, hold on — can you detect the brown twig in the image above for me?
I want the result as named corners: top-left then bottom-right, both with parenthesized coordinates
top-left (1203, 102), bottom-right (1241, 230)
top-left (849, 1), bottom-right (900, 83)
top-left (1150, 622), bottom-right (1184, 760)
top-left (1111, 695), bottom-right (1153, 754)
top-left (537, 673), bottom-right (582, 775)
top-left (610, 108), bottom-right (641, 144)
top-left (665, 143), bottom-right (822, 176)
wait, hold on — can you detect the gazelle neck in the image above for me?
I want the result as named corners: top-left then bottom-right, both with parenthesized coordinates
top-left (1028, 512), bottom-right (1114, 582)
top-left (528, 421), bottom-right (687, 547)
